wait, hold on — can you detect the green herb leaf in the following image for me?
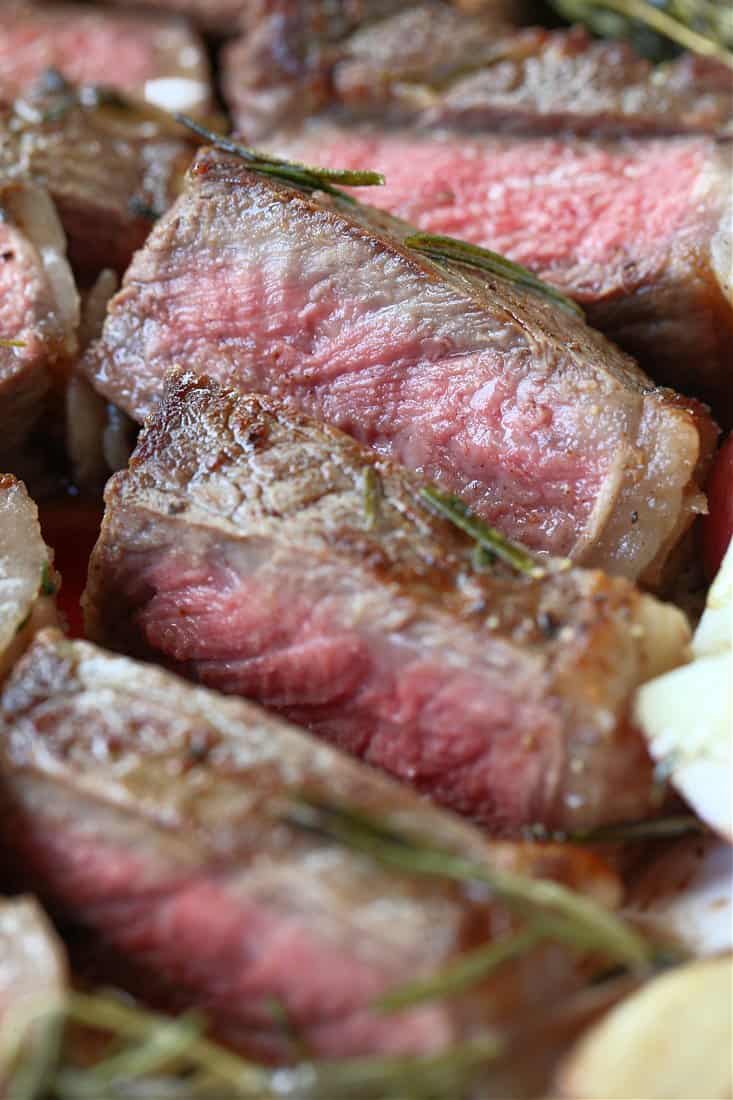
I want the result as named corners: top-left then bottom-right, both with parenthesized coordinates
top-left (404, 233), bottom-right (584, 317)
top-left (2, 989), bottom-right (500, 1100)
top-left (0, 339), bottom-right (26, 349)
top-left (363, 467), bottom-right (384, 531)
top-left (287, 798), bottom-right (651, 969)
top-left (376, 926), bottom-right (542, 1012)
top-left (175, 115), bottom-right (384, 203)
top-left (419, 485), bottom-right (546, 578)
top-left (567, 814), bottom-right (705, 844)
top-left (40, 561), bottom-right (57, 597)
top-left (551, 0), bottom-right (733, 67)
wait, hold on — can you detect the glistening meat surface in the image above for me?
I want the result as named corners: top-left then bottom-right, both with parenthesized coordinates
top-left (84, 373), bottom-right (689, 833)
top-left (0, 628), bottom-right (621, 1062)
top-left (82, 149), bottom-right (716, 584)
top-left (274, 125), bottom-right (733, 421)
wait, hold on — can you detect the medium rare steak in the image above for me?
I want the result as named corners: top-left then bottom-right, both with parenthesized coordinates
top-left (0, 475), bottom-right (58, 680)
top-left (0, 627), bottom-right (627, 1064)
top-left (224, 17), bottom-right (732, 140)
top-left (82, 147), bottom-right (715, 584)
top-left (274, 126), bottom-right (733, 421)
top-left (0, 179), bottom-right (79, 454)
top-left (0, 896), bottom-right (66, 1087)
top-left (84, 373), bottom-right (689, 833)
top-left (0, 77), bottom-right (196, 281)
top-left (0, 2), bottom-right (213, 117)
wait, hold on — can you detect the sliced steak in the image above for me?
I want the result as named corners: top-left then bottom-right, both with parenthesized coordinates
top-left (0, 2), bottom-right (213, 117)
top-left (82, 148), bottom-right (715, 584)
top-left (0, 179), bottom-right (79, 455)
top-left (224, 18), bottom-right (732, 140)
top-left (0, 627), bottom-right (625, 1064)
top-left (225, 1), bottom-right (521, 141)
top-left (273, 126), bottom-right (733, 421)
top-left (0, 896), bottom-right (66, 1088)
top-left (0, 78), bottom-right (196, 282)
top-left (84, 373), bottom-right (690, 833)
top-left (0, 475), bottom-right (58, 680)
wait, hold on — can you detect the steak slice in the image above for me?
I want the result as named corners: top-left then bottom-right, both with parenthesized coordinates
top-left (0, 475), bottom-right (58, 680)
top-left (84, 373), bottom-right (689, 833)
top-left (0, 77), bottom-right (196, 282)
top-left (224, 1), bottom-right (521, 141)
top-left (82, 147), bottom-right (715, 584)
top-left (0, 627), bottom-right (626, 1065)
top-left (273, 125), bottom-right (733, 422)
top-left (0, 897), bottom-right (67, 1088)
top-left (224, 16), bottom-right (732, 140)
top-left (0, 179), bottom-right (79, 454)
top-left (0, 2), bottom-right (213, 117)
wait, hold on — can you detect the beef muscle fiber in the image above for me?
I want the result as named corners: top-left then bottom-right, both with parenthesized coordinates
top-left (0, 628), bottom-right (622, 1063)
top-left (274, 125), bottom-right (733, 421)
top-left (82, 148), bottom-right (716, 585)
top-left (225, 18), bottom-right (732, 141)
top-left (0, 2), bottom-right (212, 117)
top-left (84, 373), bottom-right (690, 833)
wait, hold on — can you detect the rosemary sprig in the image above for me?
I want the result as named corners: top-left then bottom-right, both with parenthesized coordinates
top-left (175, 115), bottom-right (384, 203)
top-left (40, 561), bottom-right (58, 597)
top-left (567, 814), bottom-right (705, 844)
top-left (3, 990), bottom-right (498, 1100)
top-left (376, 926), bottom-right (542, 1012)
top-left (0, 339), bottom-right (26, 349)
top-left (551, 0), bottom-right (733, 66)
top-left (404, 233), bottom-right (584, 317)
top-left (363, 467), bottom-right (384, 530)
top-left (287, 798), bottom-right (651, 969)
top-left (419, 485), bottom-right (546, 579)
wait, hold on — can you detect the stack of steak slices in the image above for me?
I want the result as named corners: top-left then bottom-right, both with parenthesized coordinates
top-left (83, 372), bottom-right (690, 834)
top-left (82, 147), bottom-right (715, 587)
top-left (0, 626), bottom-right (630, 1067)
top-left (223, 6), bottom-right (733, 421)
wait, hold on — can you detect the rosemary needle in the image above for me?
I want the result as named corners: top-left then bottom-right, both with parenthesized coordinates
top-left (405, 233), bottom-right (584, 317)
top-left (175, 115), bottom-right (384, 202)
top-left (419, 485), bottom-right (547, 579)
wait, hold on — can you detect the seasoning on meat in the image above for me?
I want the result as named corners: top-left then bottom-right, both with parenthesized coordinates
top-left (224, 16), bottom-right (732, 139)
top-left (0, 627), bottom-right (635, 1066)
top-left (81, 147), bottom-right (716, 583)
top-left (273, 125), bottom-right (733, 421)
top-left (84, 372), bottom-right (691, 833)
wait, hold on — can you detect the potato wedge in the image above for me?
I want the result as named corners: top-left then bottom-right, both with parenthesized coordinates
top-left (556, 956), bottom-right (733, 1099)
